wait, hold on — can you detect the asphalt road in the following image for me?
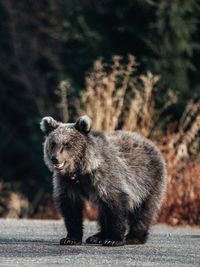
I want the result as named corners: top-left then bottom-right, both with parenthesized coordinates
top-left (0, 219), bottom-right (199, 267)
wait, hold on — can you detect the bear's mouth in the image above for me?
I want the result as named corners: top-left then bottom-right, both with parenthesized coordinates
top-left (54, 161), bottom-right (66, 170)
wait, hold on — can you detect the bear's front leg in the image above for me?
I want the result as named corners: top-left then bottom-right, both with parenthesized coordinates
top-left (58, 189), bottom-right (84, 246)
top-left (98, 201), bottom-right (126, 246)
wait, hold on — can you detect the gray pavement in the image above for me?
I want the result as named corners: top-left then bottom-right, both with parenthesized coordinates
top-left (0, 219), bottom-right (199, 267)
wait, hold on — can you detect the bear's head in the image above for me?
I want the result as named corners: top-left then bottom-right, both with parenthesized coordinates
top-left (40, 115), bottom-right (92, 174)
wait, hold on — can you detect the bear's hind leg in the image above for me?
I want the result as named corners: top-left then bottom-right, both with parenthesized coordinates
top-left (126, 198), bottom-right (155, 245)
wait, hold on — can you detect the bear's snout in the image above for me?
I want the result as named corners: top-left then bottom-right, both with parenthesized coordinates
top-left (51, 155), bottom-right (59, 164)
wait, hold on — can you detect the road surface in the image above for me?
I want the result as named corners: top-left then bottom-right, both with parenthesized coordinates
top-left (0, 219), bottom-right (199, 266)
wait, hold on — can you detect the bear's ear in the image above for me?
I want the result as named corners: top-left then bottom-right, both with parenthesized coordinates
top-left (75, 115), bottom-right (92, 134)
top-left (40, 116), bottom-right (60, 135)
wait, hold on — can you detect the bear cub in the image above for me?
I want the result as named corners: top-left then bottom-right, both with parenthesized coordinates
top-left (40, 115), bottom-right (167, 246)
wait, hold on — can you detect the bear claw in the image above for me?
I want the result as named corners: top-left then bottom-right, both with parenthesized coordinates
top-left (60, 238), bottom-right (82, 246)
top-left (103, 239), bottom-right (125, 246)
top-left (86, 233), bottom-right (104, 245)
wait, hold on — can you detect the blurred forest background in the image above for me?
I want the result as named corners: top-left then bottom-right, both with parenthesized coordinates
top-left (0, 0), bottom-right (200, 225)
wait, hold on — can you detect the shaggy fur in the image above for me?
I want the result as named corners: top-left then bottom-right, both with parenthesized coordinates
top-left (40, 115), bottom-right (167, 246)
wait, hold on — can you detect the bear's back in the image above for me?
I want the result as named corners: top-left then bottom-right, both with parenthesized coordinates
top-left (107, 130), bottom-right (159, 157)
top-left (107, 130), bottom-right (166, 180)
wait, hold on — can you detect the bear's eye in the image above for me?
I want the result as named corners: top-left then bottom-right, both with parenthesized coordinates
top-left (51, 142), bottom-right (56, 150)
top-left (64, 142), bottom-right (71, 149)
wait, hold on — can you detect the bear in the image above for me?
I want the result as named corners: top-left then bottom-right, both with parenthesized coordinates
top-left (40, 115), bottom-right (167, 246)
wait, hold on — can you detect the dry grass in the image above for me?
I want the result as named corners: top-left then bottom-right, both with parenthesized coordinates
top-left (159, 157), bottom-right (200, 225)
top-left (81, 55), bottom-right (177, 137)
top-left (158, 99), bottom-right (200, 225)
top-left (82, 55), bottom-right (136, 132)
top-left (0, 182), bottom-right (29, 218)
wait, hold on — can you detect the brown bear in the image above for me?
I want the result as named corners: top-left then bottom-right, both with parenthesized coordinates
top-left (40, 115), bottom-right (167, 246)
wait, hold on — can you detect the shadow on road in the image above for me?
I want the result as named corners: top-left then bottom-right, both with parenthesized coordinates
top-left (0, 238), bottom-right (57, 245)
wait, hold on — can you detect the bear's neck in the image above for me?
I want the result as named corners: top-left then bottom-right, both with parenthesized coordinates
top-left (83, 134), bottom-right (110, 174)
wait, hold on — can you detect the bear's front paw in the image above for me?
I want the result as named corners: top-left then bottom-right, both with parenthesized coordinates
top-left (60, 237), bottom-right (82, 246)
top-left (86, 233), bottom-right (104, 244)
top-left (103, 239), bottom-right (125, 246)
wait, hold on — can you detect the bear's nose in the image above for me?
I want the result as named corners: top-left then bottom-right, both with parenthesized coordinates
top-left (51, 155), bottom-right (58, 164)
